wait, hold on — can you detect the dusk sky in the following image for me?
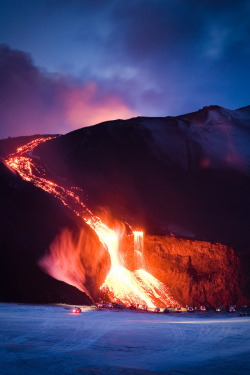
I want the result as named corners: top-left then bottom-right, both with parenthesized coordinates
top-left (1, 0), bottom-right (250, 138)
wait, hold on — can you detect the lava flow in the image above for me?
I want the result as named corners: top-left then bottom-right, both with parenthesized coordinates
top-left (5, 136), bottom-right (179, 307)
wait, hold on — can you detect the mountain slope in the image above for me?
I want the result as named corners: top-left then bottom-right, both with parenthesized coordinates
top-left (35, 105), bottom-right (250, 245)
top-left (1, 105), bottom-right (250, 304)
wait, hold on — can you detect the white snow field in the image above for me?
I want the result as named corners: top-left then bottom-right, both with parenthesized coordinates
top-left (0, 303), bottom-right (250, 375)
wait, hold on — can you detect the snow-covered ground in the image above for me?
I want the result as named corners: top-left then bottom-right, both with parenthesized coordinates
top-left (0, 303), bottom-right (250, 375)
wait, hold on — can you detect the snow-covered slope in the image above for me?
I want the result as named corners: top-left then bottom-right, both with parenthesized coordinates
top-left (1, 303), bottom-right (250, 375)
top-left (140, 105), bottom-right (250, 173)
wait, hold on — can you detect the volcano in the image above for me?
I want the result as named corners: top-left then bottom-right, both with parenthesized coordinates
top-left (1, 105), bottom-right (250, 306)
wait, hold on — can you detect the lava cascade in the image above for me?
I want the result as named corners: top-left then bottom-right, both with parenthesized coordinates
top-left (5, 137), bottom-right (179, 307)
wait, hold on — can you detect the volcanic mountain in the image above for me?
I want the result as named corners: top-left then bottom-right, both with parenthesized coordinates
top-left (1, 105), bottom-right (250, 306)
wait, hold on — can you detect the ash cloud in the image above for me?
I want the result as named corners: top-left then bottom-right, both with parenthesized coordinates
top-left (0, 45), bottom-right (135, 138)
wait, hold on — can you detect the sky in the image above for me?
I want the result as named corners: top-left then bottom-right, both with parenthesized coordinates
top-left (0, 0), bottom-right (250, 138)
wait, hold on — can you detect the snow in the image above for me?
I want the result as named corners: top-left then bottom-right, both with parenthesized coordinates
top-left (0, 303), bottom-right (250, 375)
top-left (140, 108), bottom-right (250, 174)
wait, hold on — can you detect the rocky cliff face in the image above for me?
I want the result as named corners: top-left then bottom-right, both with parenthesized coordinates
top-left (119, 234), bottom-right (244, 306)
top-left (143, 236), bottom-right (243, 307)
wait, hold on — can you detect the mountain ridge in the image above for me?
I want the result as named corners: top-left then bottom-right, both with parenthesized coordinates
top-left (1, 104), bottom-right (250, 305)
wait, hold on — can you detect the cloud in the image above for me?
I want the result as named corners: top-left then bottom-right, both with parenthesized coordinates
top-left (0, 44), bottom-right (135, 138)
top-left (1, 0), bottom-right (250, 137)
top-left (62, 0), bottom-right (250, 116)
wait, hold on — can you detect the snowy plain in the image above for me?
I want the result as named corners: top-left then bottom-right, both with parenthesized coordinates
top-left (0, 303), bottom-right (250, 375)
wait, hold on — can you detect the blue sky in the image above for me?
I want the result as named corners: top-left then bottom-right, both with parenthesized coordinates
top-left (0, 0), bottom-right (250, 137)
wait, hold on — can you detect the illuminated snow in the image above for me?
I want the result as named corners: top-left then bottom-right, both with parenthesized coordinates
top-left (0, 303), bottom-right (250, 375)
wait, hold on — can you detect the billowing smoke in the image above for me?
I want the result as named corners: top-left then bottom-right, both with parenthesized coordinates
top-left (39, 226), bottom-right (109, 300)
top-left (0, 44), bottom-right (135, 139)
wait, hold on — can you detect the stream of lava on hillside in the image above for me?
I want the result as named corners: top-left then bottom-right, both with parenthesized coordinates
top-left (5, 136), bottom-right (178, 307)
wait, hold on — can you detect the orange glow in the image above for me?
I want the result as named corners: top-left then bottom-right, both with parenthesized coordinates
top-left (63, 82), bottom-right (135, 127)
top-left (100, 266), bottom-right (178, 308)
top-left (5, 137), bottom-right (179, 308)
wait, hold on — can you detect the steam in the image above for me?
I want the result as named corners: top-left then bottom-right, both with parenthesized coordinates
top-left (39, 226), bottom-right (107, 300)
top-left (39, 229), bottom-right (90, 297)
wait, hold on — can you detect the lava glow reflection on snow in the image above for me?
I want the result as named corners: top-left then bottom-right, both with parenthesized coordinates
top-left (5, 137), bottom-right (179, 308)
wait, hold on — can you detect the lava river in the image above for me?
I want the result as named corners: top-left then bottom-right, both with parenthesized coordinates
top-left (5, 136), bottom-right (179, 308)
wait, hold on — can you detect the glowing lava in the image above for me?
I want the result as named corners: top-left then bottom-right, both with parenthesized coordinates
top-left (5, 136), bottom-right (179, 308)
top-left (100, 230), bottom-right (178, 307)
